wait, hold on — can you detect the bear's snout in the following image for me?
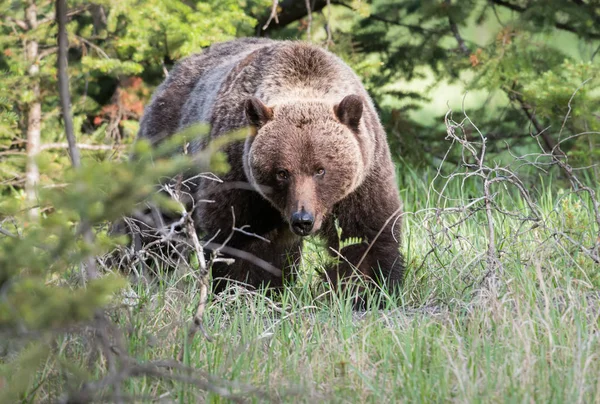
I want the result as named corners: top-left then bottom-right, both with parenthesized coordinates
top-left (290, 209), bottom-right (315, 236)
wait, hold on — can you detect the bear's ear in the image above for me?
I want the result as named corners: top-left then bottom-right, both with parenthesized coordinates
top-left (334, 94), bottom-right (363, 131)
top-left (245, 97), bottom-right (273, 127)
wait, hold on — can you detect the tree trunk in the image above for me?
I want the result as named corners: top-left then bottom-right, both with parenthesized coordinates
top-left (25, 1), bottom-right (40, 220)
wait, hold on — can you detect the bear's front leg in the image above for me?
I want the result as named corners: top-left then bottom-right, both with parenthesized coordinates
top-left (321, 185), bottom-right (404, 307)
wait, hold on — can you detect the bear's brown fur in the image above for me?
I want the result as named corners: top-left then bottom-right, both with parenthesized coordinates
top-left (135, 38), bottom-right (404, 299)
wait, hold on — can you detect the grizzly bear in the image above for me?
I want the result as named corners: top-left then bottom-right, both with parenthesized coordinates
top-left (136, 37), bottom-right (404, 300)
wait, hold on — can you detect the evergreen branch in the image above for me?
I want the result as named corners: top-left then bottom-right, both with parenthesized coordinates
top-left (490, 0), bottom-right (600, 40)
top-left (332, 1), bottom-right (433, 33)
top-left (445, 0), bottom-right (568, 174)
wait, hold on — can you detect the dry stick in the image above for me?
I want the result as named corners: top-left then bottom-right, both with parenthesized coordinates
top-left (235, 225), bottom-right (272, 243)
top-left (40, 142), bottom-right (122, 151)
top-left (512, 92), bottom-right (565, 159)
top-left (426, 12), bottom-right (598, 297)
top-left (304, 0), bottom-right (313, 40)
top-left (204, 242), bottom-right (282, 277)
top-left (483, 177), bottom-right (500, 287)
top-left (355, 206), bottom-right (404, 270)
top-left (324, 0), bottom-right (333, 48)
top-left (262, 0), bottom-right (279, 30)
top-left (177, 210), bottom-right (213, 363)
top-left (444, 0), bottom-right (470, 56)
top-left (0, 227), bottom-right (18, 238)
top-left (514, 86), bottom-right (600, 261)
top-left (56, 0), bottom-right (99, 282)
top-left (170, 174), bottom-right (214, 360)
top-left (465, 109), bottom-right (503, 285)
top-left (443, 9), bottom-right (523, 290)
top-left (176, 206), bottom-right (282, 360)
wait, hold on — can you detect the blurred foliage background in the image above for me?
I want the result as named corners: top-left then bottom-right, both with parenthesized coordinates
top-left (1, 0), bottom-right (599, 205)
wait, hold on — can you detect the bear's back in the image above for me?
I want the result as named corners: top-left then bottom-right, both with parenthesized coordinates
top-left (138, 38), bottom-right (382, 152)
top-left (138, 38), bottom-right (274, 145)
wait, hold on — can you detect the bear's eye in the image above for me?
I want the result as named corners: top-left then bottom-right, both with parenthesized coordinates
top-left (315, 168), bottom-right (326, 177)
top-left (276, 169), bottom-right (289, 181)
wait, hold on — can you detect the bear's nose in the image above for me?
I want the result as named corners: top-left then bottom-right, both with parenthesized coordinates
top-left (290, 210), bottom-right (314, 236)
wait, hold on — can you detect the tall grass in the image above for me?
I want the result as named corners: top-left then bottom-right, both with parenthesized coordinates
top-left (23, 165), bottom-right (596, 403)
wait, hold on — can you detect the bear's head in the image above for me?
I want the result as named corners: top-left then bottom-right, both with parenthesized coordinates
top-left (243, 95), bottom-right (366, 236)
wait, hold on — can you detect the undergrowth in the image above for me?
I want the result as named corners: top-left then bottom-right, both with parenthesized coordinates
top-left (7, 167), bottom-right (599, 403)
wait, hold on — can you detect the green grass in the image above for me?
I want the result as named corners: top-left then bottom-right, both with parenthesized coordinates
top-left (9, 167), bottom-right (600, 403)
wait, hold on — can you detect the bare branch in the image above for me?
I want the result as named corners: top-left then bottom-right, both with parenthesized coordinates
top-left (0, 227), bottom-right (18, 239)
top-left (444, 0), bottom-right (470, 56)
top-left (5, 17), bottom-right (28, 30)
top-left (234, 225), bottom-right (272, 243)
top-left (510, 91), bottom-right (563, 156)
top-left (304, 0), bottom-right (313, 40)
top-left (324, 0), bottom-right (333, 48)
top-left (260, 0), bottom-right (329, 34)
top-left (37, 46), bottom-right (58, 61)
top-left (40, 142), bottom-right (119, 151)
top-left (37, 4), bottom-right (93, 27)
top-left (262, 0), bottom-right (280, 30)
top-left (204, 242), bottom-right (282, 278)
top-left (76, 35), bottom-right (110, 59)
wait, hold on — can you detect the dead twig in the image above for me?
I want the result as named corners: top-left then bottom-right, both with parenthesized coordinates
top-left (304, 0), bottom-right (313, 40)
top-left (262, 0), bottom-right (280, 30)
top-left (178, 207), bottom-right (213, 361)
top-left (40, 142), bottom-right (122, 151)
